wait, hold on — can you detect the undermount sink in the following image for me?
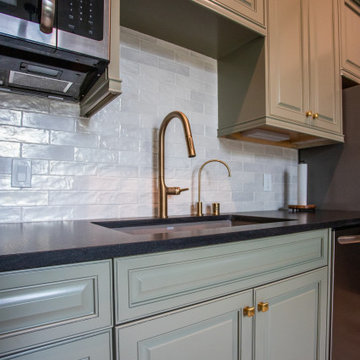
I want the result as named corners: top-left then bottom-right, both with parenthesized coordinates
top-left (92, 214), bottom-right (291, 236)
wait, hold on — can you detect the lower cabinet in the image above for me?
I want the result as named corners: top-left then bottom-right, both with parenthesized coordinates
top-left (116, 290), bottom-right (253, 360)
top-left (116, 267), bottom-right (328, 360)
top-left (254, 268), bottom-right (328, 360)
top-left (0, 260), bottom-right (113, 358)
top-left (2, 330), bottom-right (112, 360)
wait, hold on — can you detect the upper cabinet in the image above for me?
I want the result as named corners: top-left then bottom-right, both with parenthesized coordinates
top-left (193, 0), bottom-right (266, 33)
top-left (339, 0), bottom-right (360, 84)
top-left (218, 0), bottom-right (344, 148)
top-left (120, 0), bottom-right (344, 148)
top-left (268, 0), bottom-right (342, 139)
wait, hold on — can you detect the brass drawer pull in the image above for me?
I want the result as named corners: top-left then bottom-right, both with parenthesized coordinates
top-left (305, 111), bottom-right (313, 117)
top-left (257, 302), bottom-right (269, 312)
top-left (243, 306), bottom-right (255, 317)
top-left (312, 113), bottom-right (319, 119)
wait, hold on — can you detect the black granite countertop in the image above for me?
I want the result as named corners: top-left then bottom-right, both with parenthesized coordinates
top-left (1, 210), bottom-right (360, 272)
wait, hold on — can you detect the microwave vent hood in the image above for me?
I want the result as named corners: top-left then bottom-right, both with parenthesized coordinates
top-left (0, 0), bottom-right (121, 117)
top-left (0, 43), bottom-right (106, 101)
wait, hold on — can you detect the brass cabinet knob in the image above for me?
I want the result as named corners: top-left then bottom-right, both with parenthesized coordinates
top-left (257, 302), bottom-right (269, 312)
top-left (243, 306), bottom-right (255, 317)
top-left (305, 111), bottom-right (313, 117)
top-left (312, 113), bottom-right (319, 119)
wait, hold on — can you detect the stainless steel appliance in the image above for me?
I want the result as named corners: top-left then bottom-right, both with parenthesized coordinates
top-left (301, 84), bottom-right (360, 359)
top-left (0, 0), bottom-right (111, 101)
top-left (331, 227), bottom-right (360, 360)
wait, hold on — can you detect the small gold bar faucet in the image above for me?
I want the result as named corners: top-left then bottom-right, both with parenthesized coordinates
top-left (158, 111), bottom-right (196, 218)
top-left (196, 159), bottom-right (231, 216)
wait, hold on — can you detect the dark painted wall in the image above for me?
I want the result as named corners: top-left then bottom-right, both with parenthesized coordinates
top-left (300, 85), bottom-right (360, 210)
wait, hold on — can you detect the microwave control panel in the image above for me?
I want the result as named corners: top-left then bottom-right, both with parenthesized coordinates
top-left (58, 0), bottom-right (104, 41)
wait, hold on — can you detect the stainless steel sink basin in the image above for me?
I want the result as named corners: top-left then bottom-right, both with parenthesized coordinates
top-left (92, 215), bottom-right (291, 236)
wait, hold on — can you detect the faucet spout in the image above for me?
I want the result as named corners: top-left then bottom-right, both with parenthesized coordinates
top-left (196, 159), bottom-right (231, 216)
top-left (158, 111), bottom-right (196, 218)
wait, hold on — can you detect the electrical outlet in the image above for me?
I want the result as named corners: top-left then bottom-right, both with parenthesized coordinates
top-left (11, 159), bottom-right (32, 188)
top-left (263, 173), bottom-right (272, 192)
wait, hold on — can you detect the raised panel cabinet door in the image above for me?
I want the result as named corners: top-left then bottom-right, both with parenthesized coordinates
top-left (208, 0), bottom-right (265, 25)
top-left (2, 330), bottom-right (112, 360)
top-left (0, 260), bottom-right (112, 357)
top-left (341, 0), bottom-right (360, 81)
top-left (267, 0), bottom-right (310, 125)
top-left (254, 267), bottom-right (328, 360)
top-left (116, 290), bottom-right (253, 360)
top-left (308, 0), bottom-right (342, 134)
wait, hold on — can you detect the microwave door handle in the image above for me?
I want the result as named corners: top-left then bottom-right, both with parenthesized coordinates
top-left (40, 0), bottom-right (56, 34)
top-left (337, 235), bottom-right (360, 245)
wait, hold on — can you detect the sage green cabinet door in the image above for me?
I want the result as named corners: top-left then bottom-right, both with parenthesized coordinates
top-left (340, 0), bottom-right (360, 82)
top-left (267, 0), bottom-right (309, 124)
top-left (254, 267), bottom-right (328, 360)
top-left (267, 0), bottom-right (342, 138)
top-left (116, 290), bottom-right (253, 360)
top-left (3, 330), bottom-right (112, 360)
top-left (0, 260), bottom-right (113, 357)
top-left (308, 0), bottom-right (342, 134)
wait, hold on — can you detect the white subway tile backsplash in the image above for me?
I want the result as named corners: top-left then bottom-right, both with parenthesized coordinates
top-left (0, 26), bottom-right (297, 222)
top-left (22, 144), bottom-right (74, 161)
top-left (0, 93), bottom-right (49, 112)
top-left (0, 109), bottom-right (22, 126)
top-left (0, 142), bottom-right (20, 157)
top-left (141, 40), bottom-right (174, 60)
top-left (49, 191), bottom-right (96, 205)
top-left (159, 59), bottom-right (190, 76)
top-left (22, 206), bottom-right (74, 221)
top-left (31, 175), bottom-right (73, 190)
top-left (32, 160), bottom-right (49, 175)
top-left (0, 125), bottom-right (49, 144)
top-left (22, 113), bottom-right (75, 131)
top-left (0, 207), bottom-right (21, 222)
top-left (51, 130), bottom-right (98, 148)
top-left (0, 175), bottom-right (11, 189)
top-left (49, 100), bottom-right (80, 116)
top-left (76, 114), bottom-right (120, 135)
top-left (97, 191), bottom-right (138, 204)
top-left (96, 164), bottom-right (138, 178)
top-left (74, 148), bottom-right (118, 163)
top-left (0, 158), bottom-right (12, 174)
top-left (72, 205), bottom-right (120, 220)
top-left (50, 161), bottom-right (97, 176)
top-left (1, 191), bottom-right (48, 206)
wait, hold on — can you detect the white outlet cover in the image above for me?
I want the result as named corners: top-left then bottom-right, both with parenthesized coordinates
top-left (264, 173), bottom-right (272, 192)
top-left (11, 159), bottom-right (32, 188)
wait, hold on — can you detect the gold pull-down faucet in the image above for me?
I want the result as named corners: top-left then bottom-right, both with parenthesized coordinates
top-left (158, 111), bottom-right (196, 218)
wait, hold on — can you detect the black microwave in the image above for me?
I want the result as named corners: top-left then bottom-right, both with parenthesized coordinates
top-left (0, 0), bottom-right (110, 101)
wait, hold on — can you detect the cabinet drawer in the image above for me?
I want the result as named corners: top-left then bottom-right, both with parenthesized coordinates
top-left (115, 229), bottom-right (329, 323)
top-left (2, 330), bottom-right (112, 360)
top-left (0, 260), bottom-right (112, 357)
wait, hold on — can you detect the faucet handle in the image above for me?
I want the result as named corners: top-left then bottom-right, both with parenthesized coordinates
top-left (167, 187), bottom-right (189, 195)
